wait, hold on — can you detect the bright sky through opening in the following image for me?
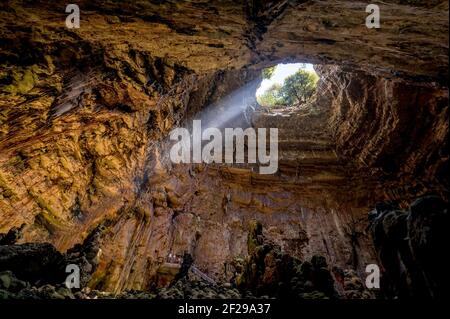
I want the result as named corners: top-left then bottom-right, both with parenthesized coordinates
top-left (256, 63), bottom-right (315, 96)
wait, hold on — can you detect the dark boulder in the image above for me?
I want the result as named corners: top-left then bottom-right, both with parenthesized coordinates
top-left (0, 243), bottom-right (66, 285)
top-left (407, 195), bottom-right (449, 298)
top-left (0, 224), bottom-right (25, 245)
top-left (369, 195), bottom-right (449, 298)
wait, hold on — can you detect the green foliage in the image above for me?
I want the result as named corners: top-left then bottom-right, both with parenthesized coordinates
top-left (261, 66), bottom-right (276, 80)
top-left (256, 83), bottom-right (283, 107)
top-left (257, 68), bottom-right (319, 108)
top-left (278, 69), bottom-right (318, 106)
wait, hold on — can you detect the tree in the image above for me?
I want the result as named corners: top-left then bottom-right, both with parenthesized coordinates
top-left (257, 83), bottom-right (283, 107)
top-left (261, 66), bottom-right (276, 80)
top-left (257, 68), bottom-right (319, 108)
top-left (277, 69), bottom-right (318, 106)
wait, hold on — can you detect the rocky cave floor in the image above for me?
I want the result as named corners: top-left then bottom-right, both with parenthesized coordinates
top-left (1, 219), bottom-right (372, 300)
top-left (1, 195), bottom-right (448, 299)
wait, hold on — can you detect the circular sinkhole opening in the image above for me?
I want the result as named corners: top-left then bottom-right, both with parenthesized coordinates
top-left (256, 63), bottom-right (319, 109)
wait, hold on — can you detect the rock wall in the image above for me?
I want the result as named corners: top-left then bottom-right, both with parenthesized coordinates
top-left (324, 66), bottom-right (448, 204)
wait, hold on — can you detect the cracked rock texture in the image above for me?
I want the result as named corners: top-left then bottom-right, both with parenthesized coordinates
top-left (0, 0), bottom-right (448, 295)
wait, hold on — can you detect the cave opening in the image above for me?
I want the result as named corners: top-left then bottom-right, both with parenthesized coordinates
top-left (256, 63), bottom-right (319, 109)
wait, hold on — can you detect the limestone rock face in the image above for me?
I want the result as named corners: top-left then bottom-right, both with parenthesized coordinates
top-left (0, 1), bottom-right (448, 295)
top-left (324, 66), bottom-right (448, 203)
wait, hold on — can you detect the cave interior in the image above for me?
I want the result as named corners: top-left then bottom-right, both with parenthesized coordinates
top-left (0, 0), bottom-right (448, 299)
